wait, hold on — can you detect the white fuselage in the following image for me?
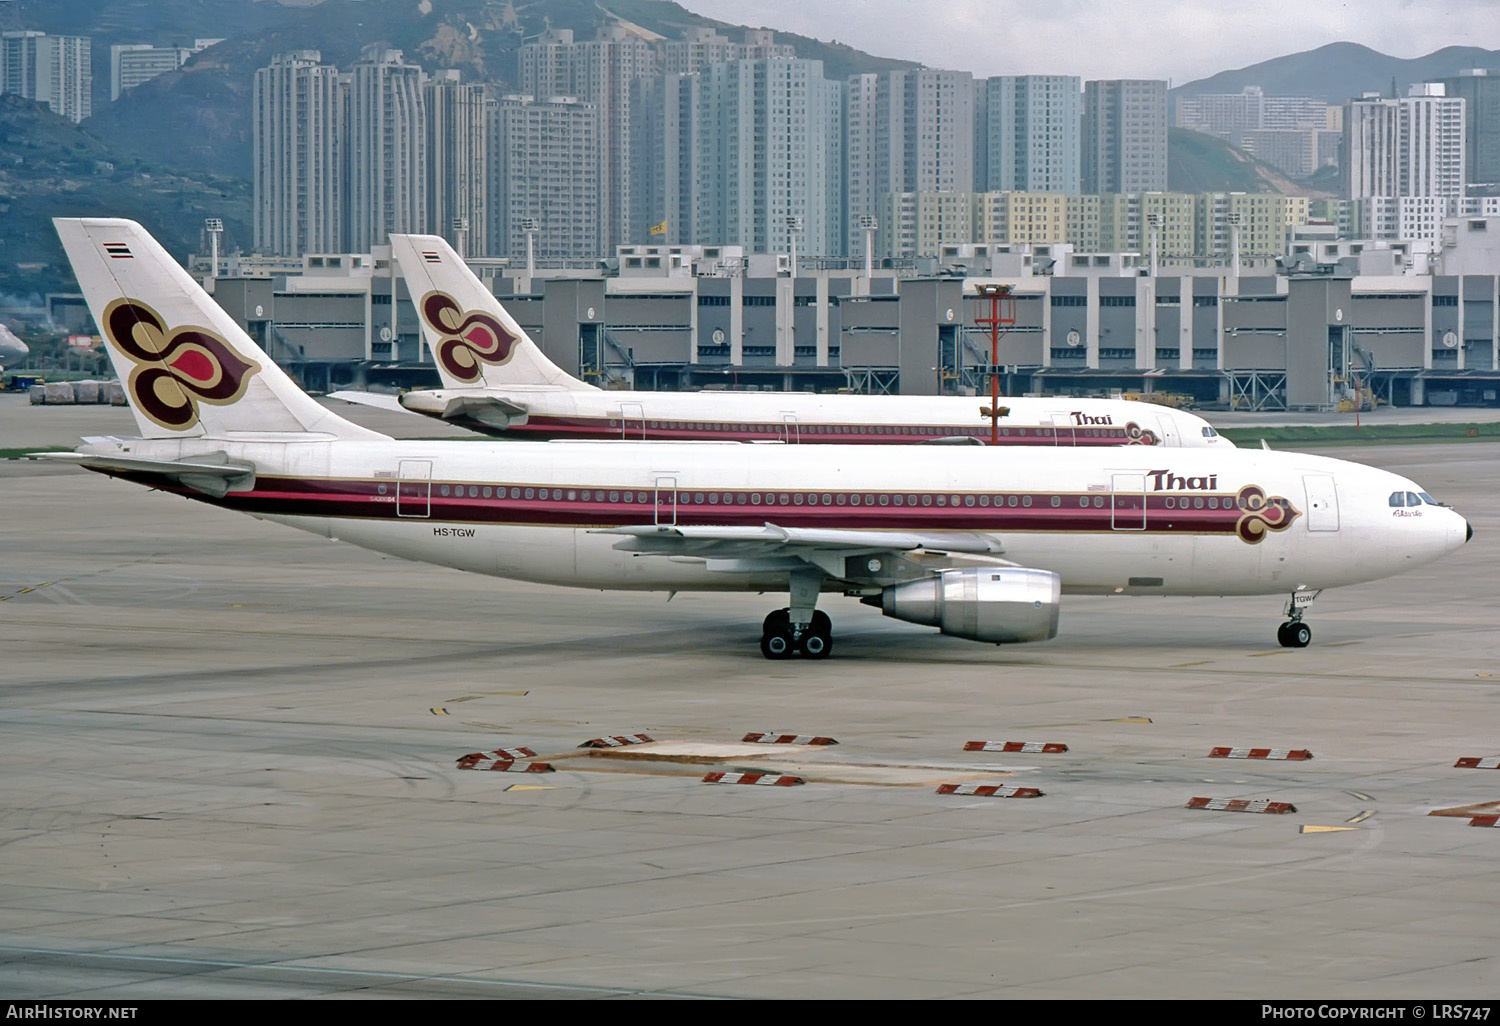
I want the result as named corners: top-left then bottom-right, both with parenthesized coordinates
top-left (91, 435), bottom-right (1466, 599)
top-left (401, 386), bottom-right (1229, 448)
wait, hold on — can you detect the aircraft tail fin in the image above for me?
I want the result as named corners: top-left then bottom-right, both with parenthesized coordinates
top-left (390, 234), bottom-right (595, 393)
top-left (54, 218), bottom-right (385, 441)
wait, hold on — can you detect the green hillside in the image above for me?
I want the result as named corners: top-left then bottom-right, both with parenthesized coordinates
top-left (0, 94), bottom-right (251, 299)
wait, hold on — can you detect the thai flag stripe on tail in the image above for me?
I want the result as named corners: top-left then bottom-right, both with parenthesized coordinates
top-left (422, 251), bottom-right (441, 263)
top-left (104, 243), bottom-right (132, 259)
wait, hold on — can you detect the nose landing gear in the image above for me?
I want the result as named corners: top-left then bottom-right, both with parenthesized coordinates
top-left (1276, 588), bottom-right (1320, 648)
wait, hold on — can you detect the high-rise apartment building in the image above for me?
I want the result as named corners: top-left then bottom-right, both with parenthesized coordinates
top-left (424, 71), bottom-right (488, 258)
top-left (111, 40), bottom-right (220, 101)
top-left (1345, 85), bottom-right (1465, 201)
top-left (1, 30), bottom-right (91, 123)
top-left (346, 47), bottom-right (428, 253)
top-left (630, 72), bottom-right (698, 245)
top-left (1083, 79), bottom-right (1168, 194)
top-left (1435, 69), bottom-right (1500, 189)
top-left (253, 50), bottom-right (345, 257)
top-left (489, 95), bottom-right (600, 263)
top-left (846, 69), bottom-right (973, 257)
top-left (972, 191), bottom-right (1069, 246)
top-left (520, 27), bottom-right (656, 250)
top-left (694, 59), bottom-right (843, 258)
top-left (661, 27), bottom-right (793, 75)
top-left (981, 75), bottom-right (1081, 194)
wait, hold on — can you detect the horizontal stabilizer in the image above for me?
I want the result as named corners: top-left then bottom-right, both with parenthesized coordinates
top-left (398, 390), bottom-right (530, 429)
top-left (326, 390), bottom-right (415, 415)
top-left (32, 450), bottom-right (255, 498)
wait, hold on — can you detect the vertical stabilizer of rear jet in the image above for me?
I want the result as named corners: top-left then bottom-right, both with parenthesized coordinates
top-left (54, 218), bottom-right (385, 441)
top-left (389, 233), bottom-right (596, 393)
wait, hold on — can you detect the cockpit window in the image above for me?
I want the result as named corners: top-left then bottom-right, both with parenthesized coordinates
top-left (1418, 492), bottom-right (1439, 505)
top-left (1406, 491), bottom-right (1421, 507)
top-left (1389, 491), bottom-right (1406, 507)
top-left (1201, 426), bottom-right (1218, 438)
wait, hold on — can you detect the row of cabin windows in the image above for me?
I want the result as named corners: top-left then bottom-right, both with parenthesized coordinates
top-left (404, 484), bottom-right (1272, 512)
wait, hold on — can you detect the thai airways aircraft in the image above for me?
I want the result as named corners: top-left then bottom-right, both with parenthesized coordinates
top-left (327, 233), bottom-right (1232, 449)
top-left (45, 219), bottom-right (1469, 659)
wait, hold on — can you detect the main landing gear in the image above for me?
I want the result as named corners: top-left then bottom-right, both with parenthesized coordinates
top-left (760, 608), bottom-right (833, 659)
top-left (759, 570), bottom-right (833, 659)
top-left (1276, 588), bottom-right (1321, 648)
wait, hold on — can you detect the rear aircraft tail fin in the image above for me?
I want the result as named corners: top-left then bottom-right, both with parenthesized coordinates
top-left (389, 234), bottom-right (595, 393)
top-left (54, 218), bottom-right (385, 441)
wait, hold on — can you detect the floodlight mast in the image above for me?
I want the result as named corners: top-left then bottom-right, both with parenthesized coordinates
top-left (974, 283), bottom-right (1016, 446)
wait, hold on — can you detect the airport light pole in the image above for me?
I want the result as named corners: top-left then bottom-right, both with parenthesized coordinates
top-left (520, 217), bottom-right (540, 293)
top-left (452, 216), bottom-right (469, 260)
top-left (1226, 211), bottom-right (1242, 281)
top-left (1145, 213), bottom-right (1161, 278)
top-left (859, 214), bottom-right (877, 295)
top-left (204, 218), bottom-right (223, 291)
top-left (974, 283), bottom-right (1015, 446)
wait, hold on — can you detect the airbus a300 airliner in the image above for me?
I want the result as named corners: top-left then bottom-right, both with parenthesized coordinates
top-left (328, 233), bottom-right (1233, 450)
top-left (43, 219), bottom-right (1470, 659)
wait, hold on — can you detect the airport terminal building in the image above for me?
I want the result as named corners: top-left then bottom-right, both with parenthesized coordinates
top-left (180, 215), bottom-right (1500, 411)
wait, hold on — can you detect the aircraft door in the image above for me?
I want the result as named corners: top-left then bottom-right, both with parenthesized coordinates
top-left (397, 460), bottom-right (432, 518)
top-left (618, 402), bottom-right (645, 439)
top-left (1049, 413), bottom-right (1076, 446)
top-left (1303, 474), bottom-right (1340, 532)
top-left (779, 413), bottom-right (799, 444)
top-left (654, 475), bottom-right (677, 526)
top-left (1154, 414), bottom-right (1179, 448)
top-left (1111, 473), bottom-right (1147, 530)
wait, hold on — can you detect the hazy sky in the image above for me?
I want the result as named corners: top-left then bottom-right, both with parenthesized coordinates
top-left (674, 0), bottom-right (1499, 85)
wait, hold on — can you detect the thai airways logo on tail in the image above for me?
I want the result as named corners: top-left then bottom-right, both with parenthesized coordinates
top-left (102, 298), bottom-right (259, 430)
top-left (420, 290), bottom-right (519, 384)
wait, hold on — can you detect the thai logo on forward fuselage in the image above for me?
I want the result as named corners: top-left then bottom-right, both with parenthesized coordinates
top-left (1147, 469), bottom-right (1300, 543)
top-left (420, 290), bottom-right (519, 384)
top-left (1073, 412), bottom-right (1159, 445)
top-left (102, 298), bottom-right (259, 430)
top-left (1149, 469), bottom-right (1217, 491)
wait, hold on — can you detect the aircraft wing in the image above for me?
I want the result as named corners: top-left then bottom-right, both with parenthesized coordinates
top-left (31, 448), bottom-right (256, 498)
top-left (595, 523), bottom-right (1012, 584)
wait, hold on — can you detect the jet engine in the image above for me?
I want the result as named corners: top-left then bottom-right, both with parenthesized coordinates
top-left (865, 567), bottom-right (1061, 644)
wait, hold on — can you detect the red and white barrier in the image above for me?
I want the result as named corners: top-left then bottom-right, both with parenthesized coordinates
top-left (457, 758), bottom-right (554, 773)
top-left (963, 741), bottom-right (1067, 754)
top-left (1470, 815), bottom-right (1499, 827)
top-left (936, 783), bottom-right (1043, 798)
top-left (701, 772), bottom-right (804, 786)
top-left (1186, 797), bottom-right (1296, 814)
top-left (578, 734), bottom-right (654, 749)
top-left (1454, 756), bottom-right (1500, 769)
top-left (741, 732), bottom-right (838, 746)
top-left (456, 746), bottom-right (536, 767)
top-left (1208, 747), bottom-right (1313, 761)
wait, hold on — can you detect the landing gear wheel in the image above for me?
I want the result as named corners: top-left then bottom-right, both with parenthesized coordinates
top-left (801, 623), bottom-right (834, 660)
top-left (1277, 621), bottom-right (1311, 648)
top-left (760, 627), bottom-right (795, 660)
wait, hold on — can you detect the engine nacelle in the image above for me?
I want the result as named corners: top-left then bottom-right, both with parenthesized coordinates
top-left (868, 567), bottom-right (1061, 644)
